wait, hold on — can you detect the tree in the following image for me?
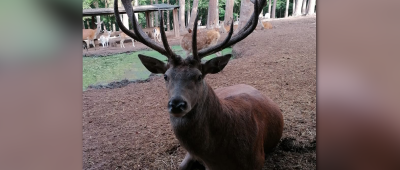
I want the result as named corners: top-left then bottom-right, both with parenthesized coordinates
top-left (238, 0), bottom-right (253, 30)
top-left (187, 0), bottom-right (190, 25)
top-left (207, 0), bottom-right (218, 29)
top-left (284, 0), bottom-right (289, 17)
top-left (187, 0), bottom-right (200, 29)
top-left (293, 0), bottom-right (303, 16)
top-left (271, 0), bottom-right (276, 18)
top-left (301, 0), bottom-right (307, 14)
top-left (167, 0), bottom-right (170, 31)
top-left (224, 0), bottom-right (234, 25)
top-left (306, 0), bottom-right (315, 15)
top-left (150, 0), bottom-right (154, 27)
top-left (292, 0), bottom-right (295, 15)
top-left (179, 0), bottom-right (185, 31)
top-left (155, 0), bottom-right (159, 27)
top-left (268, 0), bottom-right (272, 18)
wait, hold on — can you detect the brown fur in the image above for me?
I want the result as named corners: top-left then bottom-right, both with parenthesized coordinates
top-left (172, 82), bottom-right (284, 170)
top-left (119, 31), bottom-right (135, 48)
top-left (257, 20), bottom-right (273, 30)
top-left (82, 21), bottom-right (102, 49)
top-left (262, 21), bottom-right (273, 29)
top-left (138, 55), bottom-right (284, 170)
top-left (180, 29), bottom-right (220, 56)
top-left (224, 25), bottom-right (239, 33)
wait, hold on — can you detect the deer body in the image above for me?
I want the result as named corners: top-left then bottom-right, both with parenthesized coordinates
top-left (100, 31), bottom-right (111, 47)
top-left (115, 0), bottom-right (282, 169)
top-left (119, 32), bottom-right (135, 48)
top-left (258, 19), bottom-right (273, 30)
top-left (82, 21), bottom-right (102, 50)
top-left (181, 30), bottom-right (221, 56)
top-left (173, 83), bottom-right (283, 170)
top-left (152, 27), bottom-right (161, 42)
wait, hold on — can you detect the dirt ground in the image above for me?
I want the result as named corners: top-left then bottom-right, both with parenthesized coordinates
top-left (83, 15), bottom-right (316, 170)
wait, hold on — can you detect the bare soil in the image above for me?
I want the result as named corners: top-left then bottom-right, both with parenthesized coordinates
top-left (83, 15), bottom-right (316, 170)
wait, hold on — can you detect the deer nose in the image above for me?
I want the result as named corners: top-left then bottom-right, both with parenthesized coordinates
top-left (168, 98), bottom-right (187, 114)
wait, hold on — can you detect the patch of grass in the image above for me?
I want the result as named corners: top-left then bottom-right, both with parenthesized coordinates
top-left (83, 46), bottom-right (232, 90)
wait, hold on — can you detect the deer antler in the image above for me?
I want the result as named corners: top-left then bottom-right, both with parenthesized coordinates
top-left (190, 0), bottom-right (265, 59)
top-left (114, 0), bottom-right (178, 62)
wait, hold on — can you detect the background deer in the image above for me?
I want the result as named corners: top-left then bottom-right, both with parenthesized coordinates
top-left (219, 20), bottom-right (239, 33)
top-left (99, 30), bottom-right (112, 47)
top-left (119, 31), bottom-right (135, 48)
top-left (115, 0), bottom-right (283, 169)
top-left (82, 21), bottom-right (103, 50)
top-left (181, 25), bottom-right (221, 57)
top-left (258, 17), bottom-right (273, 30)
top-left (152, 27), bottom-right (161, 43)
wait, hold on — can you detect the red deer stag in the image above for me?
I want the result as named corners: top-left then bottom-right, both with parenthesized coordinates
top-left (115, 0), bottom-right (283, 169)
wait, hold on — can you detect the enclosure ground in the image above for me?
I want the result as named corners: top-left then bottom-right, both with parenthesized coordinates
top-left (83, 15), bottom-right (316, 169)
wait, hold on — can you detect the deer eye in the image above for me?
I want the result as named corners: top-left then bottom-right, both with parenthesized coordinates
top-left (197, 75), bottom-right (202, 81)
top-left (164, 74), bottom-right (168, 81)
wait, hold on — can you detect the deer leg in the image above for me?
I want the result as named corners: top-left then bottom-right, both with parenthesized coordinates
top-left (120, 39), bottom-right (124, 48)
top-left (86, 38), bottom-right (90, 49)
top-left (179, 153), bottom-right (205, 170)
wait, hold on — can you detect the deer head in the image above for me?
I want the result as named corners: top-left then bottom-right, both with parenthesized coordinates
top-left (115, 0), bottom-right (264, 117)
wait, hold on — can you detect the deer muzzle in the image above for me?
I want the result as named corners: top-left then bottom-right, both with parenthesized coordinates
top-left (168, 97), bottom-right (188, 116)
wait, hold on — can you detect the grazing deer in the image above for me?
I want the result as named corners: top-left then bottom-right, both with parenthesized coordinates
top-left (115, 0), bottom-right (283, 169)
top-left (82, 21), bottom-right (103, 50)
top-left (119, 31), bottom-right (135, 48)
top-left (181, 25), bottom-right (221, 57)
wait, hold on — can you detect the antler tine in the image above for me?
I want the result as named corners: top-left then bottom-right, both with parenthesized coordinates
top-left (194, 17), bottom-right (234, 59)
top-left (236, 0), bottom-right (266, 35)
top-left (158, 10), bottom-right (177, 59)
top-left (114, 0), bottom-right (138, 40)
top-left (115, 0), bottom-right (170, 57)
top-left (192, 12), bottom-right (199, 61)
top-left (197, 0), bottom-right (264, 58)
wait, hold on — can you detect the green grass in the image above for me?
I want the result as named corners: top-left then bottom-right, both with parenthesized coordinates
top-left (83, 45), bottom-right (232, 90)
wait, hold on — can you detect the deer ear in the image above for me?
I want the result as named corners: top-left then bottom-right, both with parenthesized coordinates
top-left (201, 54), bottom-right (231, 75)
top-left (138, 54), bottom-right (168, 74)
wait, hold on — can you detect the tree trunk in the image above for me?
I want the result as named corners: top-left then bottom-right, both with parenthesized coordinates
top-left (167, 0), bottom-right (170, 31)
top-left (306, 0), bottom-right (316, 15)
top-left (179, 0), bottom-right (186, 32)
top-left (207, 0), bottom-right (218, 29)
top-left (187, 0), bottom-right (199, 29)
top-left (293, 0), bottom-right (304, 16)
top-left (187, 0), bottom-right (190, 26)
top-left (271, 0), bottom-right (277, 18)
top-left (285, 0), bottom-right (289, 17)
top-left (292, 0), bottom-right (296, 15)
top-left (238, 0), bottom-right (254, 30)
top-left (150, 0), bottom-right (154, 27)
top-left (301, 0), bottom-right (307, 14)
top-left (268, 0), bottom-right (272, 18)
top-left (155, 0), bottom-right (159, 26)
top-left (134, 0), bottom-right (139, 22)
top-left (224, 0), bottom-right (234, 25)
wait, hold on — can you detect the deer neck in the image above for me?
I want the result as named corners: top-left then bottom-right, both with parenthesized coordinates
top-left (170, 81), bottom-right (225, 155)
